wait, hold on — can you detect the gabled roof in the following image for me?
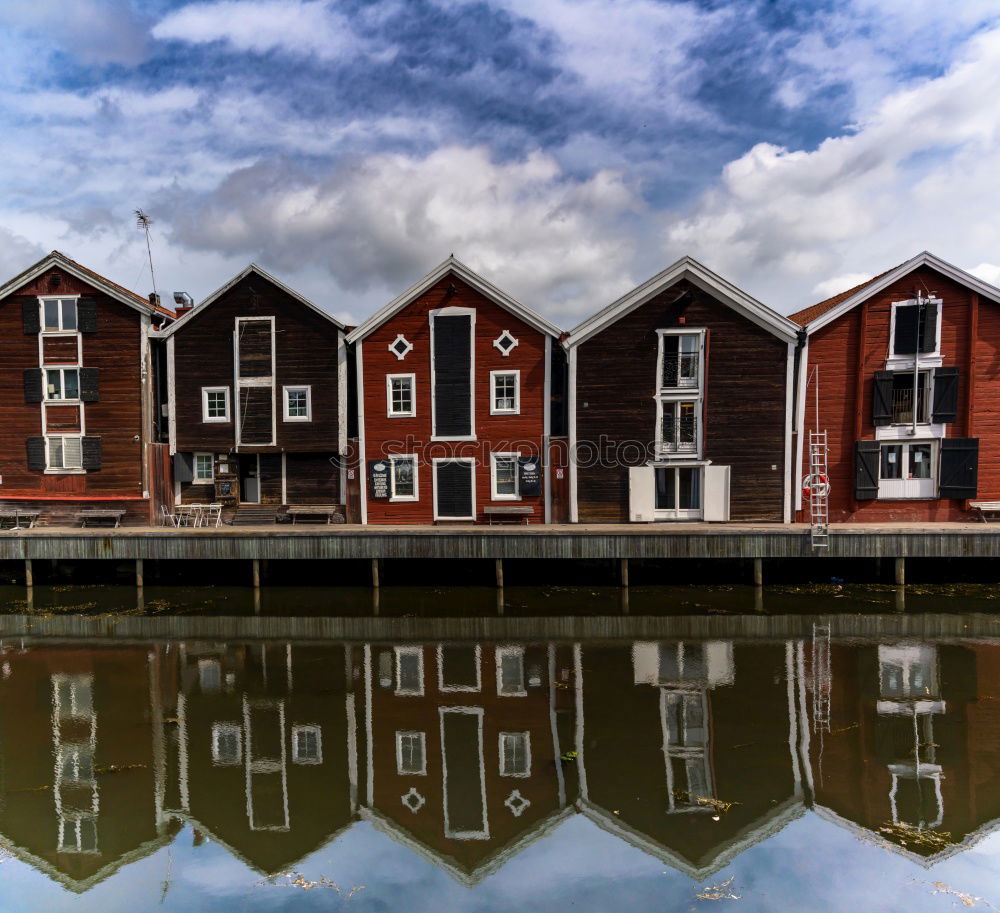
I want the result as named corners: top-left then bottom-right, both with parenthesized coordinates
top-left (345, 256), bottom-right (562, 344)
top-left (565, 256), bottom-right (799, 347)
top-left (791, 251), bottom-right (1000, 332)
top-left (0, 251), bottom-right (173, 318)
top-left (158, 263), bottom-right (345, 337)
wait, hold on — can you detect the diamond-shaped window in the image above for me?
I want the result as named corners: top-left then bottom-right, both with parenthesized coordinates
top-left (401, 787), bottom-right (425, 813)
top-left (389, 335), bottom-right (413, 360)
top-left (493, 330), bottom-right (519, 357)
top-left (504, 789), bottom-right (530, 817)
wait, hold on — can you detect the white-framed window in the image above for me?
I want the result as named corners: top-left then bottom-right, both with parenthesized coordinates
top-left (389, 455), bottom-right (418, 501)
top-left (387, 374), bottom-right (416, 417)
top-left (59, 815), bottom-right (98, 854)
top-left (499, 731), bottom-right (531, 777)
top-left (41, 296), bottom-right (78, 333)
top-left (878, 441), bottom-right (936, 499)
top-left (202, 386), bottom-right (230, 423)
top-left (658, 331), bottom-right (703, 390)
top-left (389, 334), bottom-right (413, 360)
top-left (396, 730), bottom-right (427, 775)
top-left (45, 367), bottom-right (80, 401)
top-left (292, 725), bottom-right (323, 764)
top-left (395, 646), bottom-right (424, 696)
top-left (53, 675), bottom-right (93, 718)
top-left (437, 645), bottom-right (482, 692)
top-left (496, 646), bottom-right (527, 696)
top-left (193, 452), bottom-right (215, 484)
top-left (887, 371), bottom-right (932, 425)
top-left (657, 399), bottom-right (699, 455)
top-left (46, 435), bottom-right (83, 471)
top-left (58, 745), bottom-right (95, 784)
top-left (211, 722), bottom-right (242, 765)
top-left (490, 370), bottom-right (520, 414)
top-left (491, 452), bottom-right (520, 501)
top-left (655, 330), bottom-right (704, 457)
top-left (889, 298), bottom-right (942, 359)
top-left (493, 330), bottom-right (519, 356)
top-left (654, 466), bottom-right (702, 519)
top-left (283, 385), bottom-right (312, 422)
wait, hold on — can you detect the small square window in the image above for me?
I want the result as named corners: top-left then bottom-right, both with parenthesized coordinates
top-left (42, 298), bottom-right (77, 332)
top-left (390, 456), bottom-right (417, 500)
top-left (499, 731), bottom-right (530, 777)
top-left (387, 375), bottom-right (415, 417)
top-left (46, 435), bottom-right (83, 470)
top-left (194, 453), bottom-right (214, 483)
top-left (491, 371), bottom-right (519, 414)
top-left (292, 725), bottom-right (323, 764)
top-left (202, 387), bottom-right (230, 423)
top-left (46, 368), bottom-right (80, 401)
top-left (283, 386), bottom-right (311, 422)
top-left (396, 731), bottom-right (426, 775)
top-left (491, 454), bottom-right (519, 500)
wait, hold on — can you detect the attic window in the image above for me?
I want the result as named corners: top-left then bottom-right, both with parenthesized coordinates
top-left (493, 330), bottom-right (519, 356)
top-left (389, 334), bottom-right (413, 361)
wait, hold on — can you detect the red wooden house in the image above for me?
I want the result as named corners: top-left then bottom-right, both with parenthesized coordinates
top-left (347, 258), bottom-right (561, 524)
top-left (0, 252), bottom-right (172, 525)
top-left (159, 264), bottom-right (346, 517)
top-left (791, 251), bottom-right (1000, 522)
top-left (564, 257), bottom-right (799, 523)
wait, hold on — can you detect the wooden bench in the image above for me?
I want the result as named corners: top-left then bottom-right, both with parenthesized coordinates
top-left (484, 505), bottom-right (533, 525)
top-left (0, 510), bottom-right (39, 530)
top-left (285, 507), bottom-right (344, 525)
top-left (970, 501), bottom-right (1000, 522)
top-left (75, 509), bottom-right (127, 528)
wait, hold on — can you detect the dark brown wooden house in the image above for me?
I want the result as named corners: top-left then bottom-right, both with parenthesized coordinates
top-left (564, 257), bottom-right (799, 523)
top-left (160, 265), bottom-right (346, 516)
top-left (0, 251), bottom-right (172, 525)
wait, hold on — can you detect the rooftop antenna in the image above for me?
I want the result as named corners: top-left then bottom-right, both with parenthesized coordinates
top-left (135, 209), bottom-right (157, 297)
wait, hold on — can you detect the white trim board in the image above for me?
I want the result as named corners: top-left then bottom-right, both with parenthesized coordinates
top-left (565, 256), bottom-right (799, 347)
top-left (346, 255), bottom-right (561, 343)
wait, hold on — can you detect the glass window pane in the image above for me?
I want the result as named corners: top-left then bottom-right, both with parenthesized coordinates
top-left (655, 468), bottom-right (675, 510)
top-left (62, 300), bottom-right (77, 331)
top-left (49, 437), bottom-right (64, 469)
top-left (661, 402), bottom-right (676, 445)
top-left (678, 403), bottom-right (697, 444)
top-left (393, 458), bottom-right (415, 497)
top-left (64, 438), bottom-right (82, 469)
top-left (64, 370), bottom-right (79, 400)
top-left (44, 300), bottom-right (59, 330)
top-left (910, 444), bottom-right (932, 479)
top-left (678, 467), bottom-right (700, 509)
top-left (46, 370), bottom-right (61, 399)
top-left (881, 445), bottom-right (902, 479)
top-left (495, 457), bottom-right (517, 496)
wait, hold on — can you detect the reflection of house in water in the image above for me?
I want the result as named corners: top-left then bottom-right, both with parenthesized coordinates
top-left (160, 642), bottom-right (355, 875)
top-left (809, 640), bottom-right (995, 863)
top-left (0, 645), bottom-right (175, 892)
top-left (576, 641), bottom-right (809, 879)
top-left (360, 643), bottom-right (574, 884)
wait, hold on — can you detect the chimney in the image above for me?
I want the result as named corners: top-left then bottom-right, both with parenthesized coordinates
top-left (148, 292), bottom-right (161, 308)
top-left (173, 291), bottom-right (195, 317)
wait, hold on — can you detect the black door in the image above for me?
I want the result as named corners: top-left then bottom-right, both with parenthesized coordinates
top-left (436, 461), bottom-right (474, 519)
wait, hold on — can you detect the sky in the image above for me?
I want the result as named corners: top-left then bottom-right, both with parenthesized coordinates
top-left (3, 0), bottom-right (1000, 326)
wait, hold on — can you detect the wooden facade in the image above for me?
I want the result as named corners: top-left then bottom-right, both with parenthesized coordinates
top-left (566, 259), bottom-right (798, 524)
top-left (0, 252), bottom-right (169, 525)
top-left (348, 258), bottom-right (560, 525)
top-left (793, 253), bottom-right (1000, 522)
top-left (161, 265), bottom-right (346, 512)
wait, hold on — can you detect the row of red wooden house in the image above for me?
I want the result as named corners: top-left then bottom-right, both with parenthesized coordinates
top-left (0, 248), bottom-right (995, 526)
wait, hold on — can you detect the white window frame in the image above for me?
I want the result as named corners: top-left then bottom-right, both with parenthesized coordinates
top-left (437, 644), bottom-right (482, 693)
top-left (44, 366), bottom-right (81, 402)
top-left (202, 386), bottom-right (231, 423)
top-left (654, 329), bottom-right (704, 458)
top-left (388, 334), bottom-right (413, 360)
top-left (432, 457), bottom-right (476, 520)
top-left (877, 440), bottom-right (937, 500)
top-left (396, 730), bottom-right (427, 775)
top-left (193, 452), bottom-right (215, 484)
top-left (655, 398), bottom-right (702, 457)
top-left (211, 722), bottom-right (242, 766)
top-left (496, 646), bottom-right (527, 696)
top-left (656, 329), bottom-right (705, 392)
top-left (490, 370), bottom-right (520, 415)
top-left (429, 306), bottom-right (476, 442)
top-left (395, 646), bottom-right (424, 696)
top-left (291, 724), bottom-right (323, 764)
top-left (282, 385), bottom-right (312, 422)
top-left (652, 464), bottom-right (704, 520)
top-left (498, 731), bottom-right (531, 777)
top-left (887, 298), bottom-right (943, 365)
top-left (490, 452), bottom-right (521, 501)
top-left (39, 295), bottom-right (80, 335)
top-left (45, 434), bottom-right (84, 473)
top-left (386, 373), bottom-right (416, 418)
top-left (493, 329), bottom-right (519, 356)
top-left (389, 454), bottom-right (419, 501)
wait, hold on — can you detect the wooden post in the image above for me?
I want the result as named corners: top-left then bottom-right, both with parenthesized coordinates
top-left (371, 559), bottom-right (381, 588)
top-left (753, 558), bottom-right (763, 587)
top-left (24, 559), bottom-right (32, 588)
top-left (495, 558), bottom-right (504, 589)
top-left (135, 558), bottom-right (144, 588)
top-left (620, 558), bottom-right (629, 589)
top-left (894, 556), bottom-right (905, 586)
top-left (252, 559), bottom-right (261, 589)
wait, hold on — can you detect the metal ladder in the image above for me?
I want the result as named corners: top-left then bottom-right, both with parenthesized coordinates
top-left (808, 431), bottom-right (829, 548)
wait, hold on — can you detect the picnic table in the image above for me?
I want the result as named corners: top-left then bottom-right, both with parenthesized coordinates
top-left (0, 509), bottom-right (39, 530)
top-left (75, 509), bottom-right (127, 528)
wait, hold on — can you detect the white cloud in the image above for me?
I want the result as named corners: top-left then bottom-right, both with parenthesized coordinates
top-left (664, 25), bottom-right (1000, 311)
top-left (811, 273), bottom-right (873, 300)
top-left (0, 227), bottom-right (47, 281)
top-left (970, 262), bottom-right (1000, 287)
top-left (167, 145), bottom-right (640, 318)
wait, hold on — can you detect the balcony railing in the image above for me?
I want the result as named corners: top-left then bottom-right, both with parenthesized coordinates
top-left (661, 354), bottom-right (699, 390)
top-left (659, 410), bottom-right (698, 454)
top-left (891, 386), bottom-right (928, 424)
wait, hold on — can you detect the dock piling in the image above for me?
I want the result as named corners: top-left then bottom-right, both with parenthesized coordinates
top-left (894, 557), bottom-right (906, 586)
top-left (753, 558), bottom-right (763, 587)
top-left (24, 559), bottom-right (32, 589)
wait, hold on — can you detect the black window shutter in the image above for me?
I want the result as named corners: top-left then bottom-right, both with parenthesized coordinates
top-left (436, 461), bottom-right (473, 518)
top-left (82, 437), bottom-right (102, 471)
top-left (939, 438), bottom-right (978, 499)
top-left (855, 440), bottom-right (880, 499)
top-left (433, 315), bottom-right (472, 437)
top-left (920, 301), bottom-right (939, 353)
top-left (78, 297), bottom-right (98, 333)
top-left (931, 366), bottom-right (959, 423)
top-left (517, 456), bottom-right (542, 496)
top-left (23, 368), bottom-right (43, 404)
top-left (26, 437), bottom-right (45, 471)
top-left (80, 367), bottom-right (100, 403)
top-left (174, 452), bottom-right (194, 483)
top-left (872, 371), bottom-right (893, 426)
top-left (21, 296), bottom-right (39, 335)
top-left (893, 306), bottom-right (919, 355)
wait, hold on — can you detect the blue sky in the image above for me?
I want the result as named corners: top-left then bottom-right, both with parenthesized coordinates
top-left (3, 0), bottom-right (1000, 324)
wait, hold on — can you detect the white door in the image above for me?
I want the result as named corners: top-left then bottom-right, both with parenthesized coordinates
top-left (629, 467), bottom-right (655, 521)
top-left (703, 465), bottom-right (731, 521)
